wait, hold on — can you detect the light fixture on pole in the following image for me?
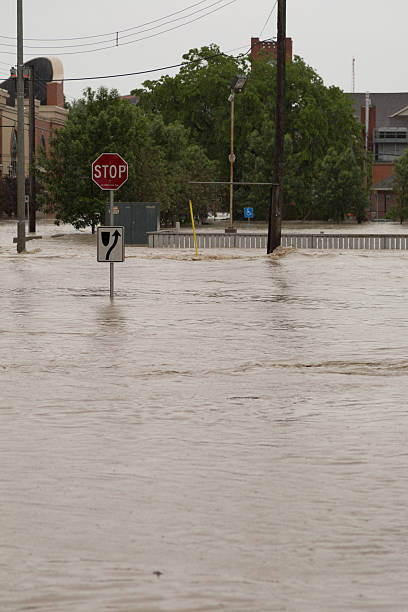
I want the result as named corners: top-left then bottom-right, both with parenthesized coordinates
top-left (225, 74), bottom-right (247, 234)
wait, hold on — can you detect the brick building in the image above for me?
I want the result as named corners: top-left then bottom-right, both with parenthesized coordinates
top-left (349, 92), bottom-right (408, 218)
top-left (0, 56), bottom-right (67, 180)
top-left (250, 37), bottom-right (293, 63)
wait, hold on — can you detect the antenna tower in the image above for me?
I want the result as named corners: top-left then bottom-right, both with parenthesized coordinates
top-left (352, 57), bottom-right (355, 93)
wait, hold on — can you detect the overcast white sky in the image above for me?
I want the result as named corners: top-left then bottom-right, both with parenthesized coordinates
top-left (1, 0), bottom-right (407, 102)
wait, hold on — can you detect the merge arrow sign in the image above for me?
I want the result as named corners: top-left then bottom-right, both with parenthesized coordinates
top-left (97, 226), bottom-right (125, 262)
top-left (106, 229), bottom-right (121, 260)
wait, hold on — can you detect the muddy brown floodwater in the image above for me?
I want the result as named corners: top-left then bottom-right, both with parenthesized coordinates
top-left (1, 221), bottom-right (408, 611)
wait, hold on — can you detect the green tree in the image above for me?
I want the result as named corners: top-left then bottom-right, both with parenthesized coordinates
top-left (134, 45), bottom-right (247, 179)
top-left (314, 147), bottom-right (369, 222)
top-left (0, 177), bottom-right (17, 217)
top-left (37, 87), bottom-right (215, 229)
top-left (387, 150), bottom-right (408, 223)
top-left (133, 48), bottom-right (364, 221)
top-left (38, 87), bottom-right (158, 229)
top-left (147, 115), bottom-right (218, 225)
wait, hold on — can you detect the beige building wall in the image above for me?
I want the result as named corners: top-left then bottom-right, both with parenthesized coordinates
top-left (0, 86), bottom-right (67, 179)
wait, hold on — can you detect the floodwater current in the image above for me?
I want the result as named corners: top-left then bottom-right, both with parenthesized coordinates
top-left (1, 221), bottom-right (408, 611)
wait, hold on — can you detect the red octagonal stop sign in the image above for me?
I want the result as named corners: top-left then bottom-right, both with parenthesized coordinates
top-left (92, 152), bottom-right (128, 190)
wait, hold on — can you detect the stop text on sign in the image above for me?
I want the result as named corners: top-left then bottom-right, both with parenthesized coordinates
top-left (92, 152), bottom-right (128, 190)
top-left (93, 164), bottom-right (127, 180)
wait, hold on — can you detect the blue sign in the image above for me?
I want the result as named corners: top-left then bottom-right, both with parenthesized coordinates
top-left (244, 207), bottom-right (254, 219)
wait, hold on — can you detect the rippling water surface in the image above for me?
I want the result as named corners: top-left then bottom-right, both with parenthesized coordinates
top-left (1, 221), bottom-right (408, 611)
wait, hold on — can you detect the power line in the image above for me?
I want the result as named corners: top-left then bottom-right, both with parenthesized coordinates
top-left (0, 41), bottom-right (252, 84)
top-left (259, 1), bottom-right (278, 38)
top-left (0, 0), bottom-right (219, 42)
top-left (1, 109), bottom-right (59, 135)
top-left (0, 0), bottom-right (237, 56)
top-left (50, 1), bottom-right (238, 56)
top-left (0, 0), bottom-right (230, 50)
top-left (0, 37), bottom-right (259, 88)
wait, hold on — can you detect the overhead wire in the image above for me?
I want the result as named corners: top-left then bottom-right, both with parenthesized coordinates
top-left (0, 0), bottom-right (230, 50)
top-left (0, 0), bottom-right (237, 56)
top-left (0, 40), bottom-right (255, 84)
top-left (47, 0), bottom-right (238, 56)
top-left (0, 0), bottom-right (221, 41)
top-left (259, 0), bottom-right (278, 38)
top-left (1, 108), bottom-right (59, 135)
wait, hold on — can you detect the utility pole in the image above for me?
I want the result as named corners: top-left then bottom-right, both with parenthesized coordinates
top-left (227, 88), bottom-right (235, 233)
top-left (225, 75), bottom-right (247, 233)
top-left (267, 0), bottom-right (286, 253)
top-left (365, 91), bottom-right (371, 153)
top-left (16, 0), bottom-right (26, 252)
top-left (28, 63), bottom-right (36, 233)
top-left (364, 91), bottom-right (371, 190)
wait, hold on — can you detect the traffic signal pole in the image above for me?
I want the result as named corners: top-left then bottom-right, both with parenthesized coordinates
top-left (267, 0), bottom-right (286, 253)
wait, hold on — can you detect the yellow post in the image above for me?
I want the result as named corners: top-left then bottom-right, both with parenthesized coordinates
top-left (189, 200), bottom-right (199, 256)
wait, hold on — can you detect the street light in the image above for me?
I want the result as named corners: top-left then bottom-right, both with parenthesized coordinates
top-left (225, 74), bottom-right (247, 234)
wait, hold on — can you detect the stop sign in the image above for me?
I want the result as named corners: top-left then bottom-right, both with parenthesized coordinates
top-left (92, 152), bottom-right (128, 190)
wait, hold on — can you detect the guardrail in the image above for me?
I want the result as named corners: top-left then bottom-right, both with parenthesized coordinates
top-left (147, 231), bottom-right (408, 250)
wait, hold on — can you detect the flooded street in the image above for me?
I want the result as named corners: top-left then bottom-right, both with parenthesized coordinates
top-left (1, 221), bottom-right (408, 611)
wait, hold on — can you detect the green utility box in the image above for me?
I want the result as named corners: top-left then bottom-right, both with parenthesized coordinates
top-left (105, 202), bottom-right (160, 245)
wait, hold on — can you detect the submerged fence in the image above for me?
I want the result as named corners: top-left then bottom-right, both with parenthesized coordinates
top-left (147, 231), bottom-right (408, 251)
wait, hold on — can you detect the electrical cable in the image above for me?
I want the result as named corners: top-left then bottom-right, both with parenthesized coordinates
top-left (0, 0), bottom-right (237, 57)
top-left (1, 109), bottom-right (59, 135)
top-left (0, 41), bottom-right (253, 84)
top-left (0, 0), bottom-right (230, 50)
top-left (0, 0), bottom-right (221, 41)
top-left (259, 1), bottom-right (278, 38)
top-left (50, 0), bottom-right (238, 56)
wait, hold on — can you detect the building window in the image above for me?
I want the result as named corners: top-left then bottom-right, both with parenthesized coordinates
top-left (375, 128), bottom-right (408, 140)
top-left (376, 142), bottom-right (408, 162)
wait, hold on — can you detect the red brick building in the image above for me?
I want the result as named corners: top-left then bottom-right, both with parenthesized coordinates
top-left (250, 37), bottom-right (293, 63)
top-left (349, 93), bottom-right (408, 218)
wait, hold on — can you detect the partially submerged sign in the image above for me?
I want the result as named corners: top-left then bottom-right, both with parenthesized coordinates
top-left (92, 153), bottom-right (128, 298)
top-left (97, 226), bottom-right (125, 262)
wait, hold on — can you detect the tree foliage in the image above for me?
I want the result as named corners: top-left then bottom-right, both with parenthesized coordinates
top-left (388, 150), bottom-right (408, 223)
top-left (133, 46), bottom-right (366, 221)
top-left (38, 45), bottom-right (368, 229)
top-left (0, 177), bottom-right (17, 217)
top-left (37, 87), bottom-right (216, 228)
top-left (314, 148), bottom-right (369, 222)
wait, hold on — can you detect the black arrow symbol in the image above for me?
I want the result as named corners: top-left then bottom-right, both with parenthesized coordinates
top-left (106, 230), bottom-right (121, 260)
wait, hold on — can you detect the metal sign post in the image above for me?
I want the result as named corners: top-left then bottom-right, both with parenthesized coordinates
top-left (110, 190), bottom-right (114, 298)
top-left (92, 153), bottom-right (128, 298)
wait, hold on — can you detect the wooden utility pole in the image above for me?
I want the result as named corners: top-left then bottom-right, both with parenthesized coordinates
top-left (28, 64), bottom-right (36, 233)
top-left (267, 0), bottom-right (286, 253)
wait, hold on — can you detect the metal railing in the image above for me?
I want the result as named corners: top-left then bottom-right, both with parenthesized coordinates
top-left (147, 231), bottom-right (408, 250)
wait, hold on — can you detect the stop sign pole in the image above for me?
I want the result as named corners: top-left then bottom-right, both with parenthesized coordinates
top-left (92, 153), bottom-right (128, 298)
